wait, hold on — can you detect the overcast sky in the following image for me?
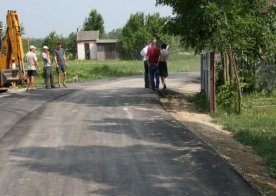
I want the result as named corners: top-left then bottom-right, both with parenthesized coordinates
top-left (1, 0), bottom-right (172, 38)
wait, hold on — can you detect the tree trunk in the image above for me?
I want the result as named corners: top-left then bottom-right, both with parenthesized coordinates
top-left (223, 52), bottom-right (230, 83)
top-left (228, 51), bottom-right (242, 113)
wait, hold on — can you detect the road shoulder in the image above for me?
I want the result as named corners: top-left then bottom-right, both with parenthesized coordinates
top-left (158, 81), bottom-right (276, 196)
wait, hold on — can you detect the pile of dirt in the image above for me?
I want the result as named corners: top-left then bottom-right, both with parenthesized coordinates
top-left (158, 81), bottom-right (276, 196)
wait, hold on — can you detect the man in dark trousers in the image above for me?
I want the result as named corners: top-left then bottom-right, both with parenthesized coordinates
top-left (41, 46), bottom-right (55, 89)
top-left (147, 40), bottom-right (160, 90)
top-left (54, 42), bottom-right (67, 88)
top-left (140, 41), bottom-right (149, 88)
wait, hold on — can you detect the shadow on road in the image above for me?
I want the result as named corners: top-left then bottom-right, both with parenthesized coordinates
top-left (8, 115), bottom-right (258, 195)
top-left (1, 76), bottom-right (259, 195)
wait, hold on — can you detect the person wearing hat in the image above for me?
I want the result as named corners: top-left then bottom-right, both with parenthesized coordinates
top-left (25, 45), bottom-right (39, 91)
top-left (42, 46), bottom-right (56, 89)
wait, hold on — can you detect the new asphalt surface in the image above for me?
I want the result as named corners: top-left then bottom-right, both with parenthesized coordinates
top-left (0, 73), bottom-right (259, 195)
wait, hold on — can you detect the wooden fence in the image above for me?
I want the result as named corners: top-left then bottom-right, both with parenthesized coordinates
top-left (201, 53), bottom-right (276, 113)
top-left (257, 59), bottom-right (276, 93)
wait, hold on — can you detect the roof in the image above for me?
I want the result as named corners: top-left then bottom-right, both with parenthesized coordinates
top-left (96, 39), bottom-right (117, 44)
top-left (77, 31), bottom-right (99, 41)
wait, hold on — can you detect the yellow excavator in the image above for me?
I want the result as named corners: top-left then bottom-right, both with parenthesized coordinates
top-left (0, 10), bottom-right (25, 88)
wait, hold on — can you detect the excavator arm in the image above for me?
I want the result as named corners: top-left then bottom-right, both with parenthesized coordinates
top-left (0, 10), bottom-right (25, 87)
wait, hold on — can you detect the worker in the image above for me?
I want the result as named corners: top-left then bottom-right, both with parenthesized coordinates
top-left (54, 42), bottom-right (67, 88)
top-left (147, 39), bottom-right (160, 90)
top-left (140, 41), bottom-right (150, 88)
top-left (41, 46), bottom-right (56, 89)
top-left (25, 45), bottom-right (39, 91)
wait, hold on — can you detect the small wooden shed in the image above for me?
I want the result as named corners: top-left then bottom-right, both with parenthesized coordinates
top-left (77, 30), bottom-right (119, 60)
top-left (77, 31), bottom-right (99, 60)
top-left (96, 39), bottom-right (119, 60)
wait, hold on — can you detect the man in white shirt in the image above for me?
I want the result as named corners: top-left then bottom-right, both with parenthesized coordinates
top-left (42, 46), bottom-right (56, 89)
top-left (140, 41), bottom-right (149, 88)
top-left (25, 45), bottom-right (39, 91)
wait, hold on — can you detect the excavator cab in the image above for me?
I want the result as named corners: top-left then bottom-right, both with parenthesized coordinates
top-left (0, 10), bottom-right (25, 88)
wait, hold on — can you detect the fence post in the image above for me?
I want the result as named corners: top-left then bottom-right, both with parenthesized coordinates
top-left (210, 52), bottom-right (215, 113)
top-left (201, 51), bottom-right (216, 113)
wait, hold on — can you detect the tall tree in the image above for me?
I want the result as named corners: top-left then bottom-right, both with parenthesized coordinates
top-left (156, 0), bottom-right (276, 113)
top-left (42, 32), bottom-right (65, 56)
top-left (106, 28), bottom-right (122, 39)
top-left (65, 32), bottom-right (77, 59)
top-left (117, 12), bottom-right (166, 59)
top-left (19, 23), bottom-right (25, 35)
top-left (83, 9), bottom-right (105, 38)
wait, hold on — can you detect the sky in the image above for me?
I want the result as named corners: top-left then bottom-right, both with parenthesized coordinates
top-left (1, 0), bottom-right (173, 38)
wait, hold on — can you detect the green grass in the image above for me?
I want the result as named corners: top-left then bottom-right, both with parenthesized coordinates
top-left (213, 94), bottom-right (276, 178)
top-left (187, 91), bottom-right (210, 112)
top-left (168, 53), bottom-right (200, 72)
top-left (34, 53), bottom-right (200, 86)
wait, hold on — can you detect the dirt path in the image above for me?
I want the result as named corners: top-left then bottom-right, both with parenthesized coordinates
top-left (158, 81), bottom-right (276, 196)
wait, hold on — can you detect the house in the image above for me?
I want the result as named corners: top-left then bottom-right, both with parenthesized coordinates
top-left (77, 31), bottom-right (99, 60)
top-left (96, 39), bottom-right (119, 60)
top-left (77, 30), bottom-right (119, 60)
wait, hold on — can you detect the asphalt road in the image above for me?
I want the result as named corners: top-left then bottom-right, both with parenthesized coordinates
top-left (0, 73), bottom-right (259, 196)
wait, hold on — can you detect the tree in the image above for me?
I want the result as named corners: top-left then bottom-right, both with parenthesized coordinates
top-left (42, 32), bottom-right (65, 56)
top-left (117, 12), bottom-right (166, 59)
top-left (106, 28), bottom-right (122, 39)
top-left (65, 32), bottom-right (77, 59)
top-left (156, 0), bottom-right (276, 113)
top-left (83, 9), bottom-right (105, 38)
top-left (19, 23), bottom-right (25, 35)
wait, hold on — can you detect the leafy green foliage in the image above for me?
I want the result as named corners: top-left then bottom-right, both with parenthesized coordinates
top-left (216, 82), bottom-right (238, 112)
top-left (106, 28), bottom-right (122, 39)
top-left (65, 32), bottom-right (77, 59)
top-left (83, 9), bottom-right (105, 38)
top-left (156, 0), bottom-right (271, 54)
top-left (156, 0), bottom-right (276, 113)
top-left (117, 12), bottom-right (152, 59)
top-left (117, 12), bottom-right (171, 59)
top-left (41, 31), bottom-right (77, 59)
top-left (41, 32), bottom-right (64, 56)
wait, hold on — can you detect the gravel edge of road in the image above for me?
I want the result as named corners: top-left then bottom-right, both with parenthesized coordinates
top-left (156, 90), bottom-right (264, 196)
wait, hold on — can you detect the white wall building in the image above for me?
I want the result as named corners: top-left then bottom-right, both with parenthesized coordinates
top-left (77, 30), bottom-right (119, 60)
top-left (77, 31), bottom-right (99, 60)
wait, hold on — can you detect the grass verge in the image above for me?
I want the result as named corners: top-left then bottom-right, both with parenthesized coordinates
top-left (213, 94), bottom-right (276, 178)
top-left (33, 53), bottom-right (200, 87)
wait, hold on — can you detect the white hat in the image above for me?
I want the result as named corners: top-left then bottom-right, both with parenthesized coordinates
top-left (30, 45), bottom-right (36, 50)
top-left (43, 46), bottom-right (49, 50)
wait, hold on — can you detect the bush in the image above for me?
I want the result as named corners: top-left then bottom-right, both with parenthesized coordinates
top-left (216, 82), bottom-right (238, 112)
